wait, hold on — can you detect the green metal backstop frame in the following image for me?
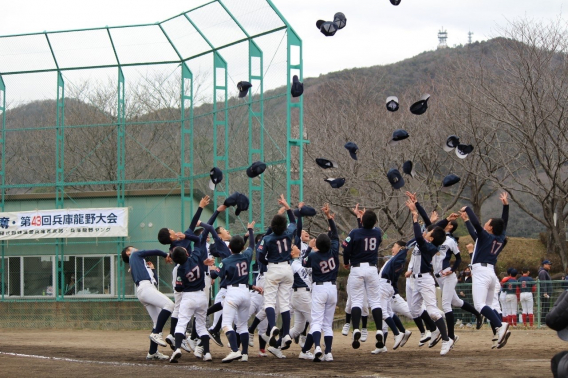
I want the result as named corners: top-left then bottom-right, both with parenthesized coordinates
top-left (0, 0), bottom-right (307, 301)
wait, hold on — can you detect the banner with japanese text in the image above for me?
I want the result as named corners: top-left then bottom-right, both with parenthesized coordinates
top-left (0, 207), bottom-right (128, 240)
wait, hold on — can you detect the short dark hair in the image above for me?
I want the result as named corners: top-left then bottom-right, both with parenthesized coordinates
top-left (430, 227), bottom-right (446, 247)
top-left (362, 210), bottom-right (377, 229)
top-left (121, 246), bottom-right (133, 264)
top-left (171, 246), bottom-right (188, 265)
top-left (426, 224), bottom-right (437, 232)
top-left (448, 220), bottom-right (458, 234)
top-left (489, 218), bottom-right (504, 236)
top-left (522, 267), bottom-right (530, 274)
top-left (255, 233), bottom-right (265, 244)
top-left (215, 226), bottom-right (223, 234)
top-left (229, 235), bottom-right (245, 254)
top-left (157, 228), bottom-right (171, 245)
top-left (194, 228), bottom-right (204, 236)
top-left (316, 234), bottom-right (331, 253)
top-left (395, 240), bottom-right (407, 247)
top-left (271, 214), bottom-right (287, 235)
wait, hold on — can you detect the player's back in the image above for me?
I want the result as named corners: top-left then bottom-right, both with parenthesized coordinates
top-left (177, 252), bottom-right (207, 292)
top-left (307, 239), bottom-right (339, 283)
top-left (221, 250), bottom-right (253, 286)
top-left (504, 278), bottom-right (518, 294)
top-left (261, 230), bottom-right (294, 263)
top-left (518, 276), bottom-right (535, 292)
top-left (343, 228), bottom-right (382, 265)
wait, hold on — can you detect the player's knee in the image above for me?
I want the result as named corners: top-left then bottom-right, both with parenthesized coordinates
top-left (164, 301), bottom-right (174, 313)
top-left (222, 325), bottom-right (232, 334)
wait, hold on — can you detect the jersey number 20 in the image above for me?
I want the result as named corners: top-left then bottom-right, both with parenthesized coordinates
top-left (320, 257), bottom-right (336, 274)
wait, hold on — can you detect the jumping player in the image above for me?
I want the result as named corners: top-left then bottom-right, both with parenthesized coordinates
top-left (300, 204), bottom-right (339, 362)
top-left (121, 246), bottom-right (174, 360)
top-left (461, 192), bottom-right (511, 348)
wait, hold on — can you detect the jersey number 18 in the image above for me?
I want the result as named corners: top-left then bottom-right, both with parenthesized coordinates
top-left (364, 237), bottom-right (377, 251)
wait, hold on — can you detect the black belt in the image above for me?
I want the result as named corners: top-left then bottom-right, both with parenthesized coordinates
top-left (412, 273), bottom-right (427, 278)
top-left (269, 261), bottom-right (290, 265)
top-left (206, 272), bottom-right (210, 276)
top-left (315, 281), bottom-right (336, 285)
top-left (293, 287), bottom-right (310, 292)
top-left (352, 263), bottom-right (376, 267)
top-left (435, 273), bottom-right (441, 278)
top-left (481, 263), bottom-right (488, 267)
top-left (380, 277), bottom-right (391, 283)
top-left (230, 283), bottom-right (249, 289)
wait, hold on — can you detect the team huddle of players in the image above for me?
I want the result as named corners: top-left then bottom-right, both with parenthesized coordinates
top-left (121, 189), bottom-right (512, 363)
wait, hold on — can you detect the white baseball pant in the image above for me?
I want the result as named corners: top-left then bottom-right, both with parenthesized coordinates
top-left (221, 285), bottom-right (251, 334)
top-left (379, 278), bottom-right (395, 320)
top-left (345, 275), bottom-right (369, 316)
top-left (492, 277), bottom-right (502, 314)
top-left (436, 273), bottom-right (464, 313)
top-left (290, 288), bottom-right (312, 339)
top-left (392, 293), bottom-right (413, 319)
top-left (499, 291), bottom-right (507, 316)
top-left (310, 282), bottom-right (337, 336)
top-left (136, 280), bottom-right (174, 327)
top-left (471, 263), bottom-right (498, 313)
top-left (413, 273), bottom-right (442, 321)
top-left (175, 290), bottom-right (208, 337)
top-left (211, 287), bottom-right (227, 329)
top-left (349, 263), bottom-right (381, 311)
top-left (407, 277), bottom-right (426, 319)
top-left (505, 293), bottom-right (517, 319)
top-left (264, 263), bottom-right (293, 313)
top-left (520, 292), bottom-right (534, 314)
top-left (172, 291), bottom-right (182, 318)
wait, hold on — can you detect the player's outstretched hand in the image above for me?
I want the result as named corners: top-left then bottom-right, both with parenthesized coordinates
top-left (430, 211), bottom-right (439, 223)
top-left (322, 203), bottom-right (332, 219)
top-left (298, 201), bottom-right (304, 209)
top-left (203, 258), bottom-right (216, 266)
top-left (308, 238), bottom-right (317, 250)
top-left (278, 194), bottom-right (290, 210)
top-left (500, 191), bottom-right (509, 205)
top-left (446, 213), bottom-right (460, 221)
top-left (252, 285), bottom-right (264, 295)
top-left (460, 211), bottom-right (469, 222)
top-left (247, 221), bottom-right (255, 229)
top-left (217, 204), bottom-right (227, 212)
top-left (460, 206), bottom-right (468, 212)
top-left (165, 254), bottom-right (173, 264)
top-left (199, 195), bottom-right (211, 208)
top-left (405, 271), bottom-right (412, 278)
top-left (405, 199), bottom-right (417, 212)
top-left (405, 191), bottom-right (417, 203)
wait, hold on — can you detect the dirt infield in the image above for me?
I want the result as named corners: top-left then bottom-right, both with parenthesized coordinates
top-left (0, 327), bottom-right (563, 377)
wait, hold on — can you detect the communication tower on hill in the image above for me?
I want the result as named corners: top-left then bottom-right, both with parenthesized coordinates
top-left (438, 27), bottom-right (448, 49)
top-left (468, 31), bottom-right (474, 44)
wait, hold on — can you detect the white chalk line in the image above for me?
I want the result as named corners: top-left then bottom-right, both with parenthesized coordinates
top-left (0, 351), bottom-right (281, 376)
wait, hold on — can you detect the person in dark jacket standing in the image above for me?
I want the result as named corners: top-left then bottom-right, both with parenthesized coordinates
top-left (538, 260), bottom-right (552, 324)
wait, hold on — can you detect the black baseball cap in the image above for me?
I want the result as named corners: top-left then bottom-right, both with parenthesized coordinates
top-left (386, 96), bottom-right (399, 112)
top-left (443, 135), bottom-right (460, 152)
top-left (409, 94), bottom-right (430, 115)
top-left (344, 142), bottom-right (358, 160)
top-left (388, 129), bottom-right (409, 146)
top-left (333, 12), bottom-right (346, 29)
top-left (324, 177), bottom-right (345, 188)
top-left (293, 206), bottom-right (317, 218)
top-left (543, 260), bottom-right (552, 265)
top-left (390, 0), bottom-right (401, 5)
top-left (237, 81), bottom-right (252, 98)
top-left (317, 20), bottom-right (338, 37)
top-left (235, 193), bottom-right (249, 216)
top-left (316, 158), bottom-right (338, 169)
top-left (246, 161), bottom-right (267, 178)
top-left (387, 168), bottom-right (405, 189)
top-left (224, 192), bottom-right (240, 207)
top-left (291, 75), bottom-right (304, 97)
top-left (209, 167), bottom-right (223, 190)
top-left (402, 160), bottom-right (416, 178)
top-left (455, 144), bottom-right (474, 159)
top-left (442, 174), bottom-right (461, 187)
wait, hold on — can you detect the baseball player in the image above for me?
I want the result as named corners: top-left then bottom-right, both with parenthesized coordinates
top-left (503, 269), bottom-right (519, 327)
top-left (342, 208), bottom-right (385, 351)
top-left (169, 221), bottom-right (216, 363)
top-left (257, 194), bottom-right (297, 357)
top-left (121, 246), bottom-right (174, 360)
top-left (211, 222), bottom-right (259, 363)
top-left (517, 268), bottom-right (536, 327)
top-left (405, 199), bottom-right (454, 355)
top-left (289, 237), bottom-right (313, 353)
top-left (300, 204), bottom-right (339, 362)
top-left (461, 192), bottom-right (511, 348)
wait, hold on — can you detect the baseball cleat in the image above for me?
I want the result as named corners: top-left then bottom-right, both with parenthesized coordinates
top-left (371, 346), bottom-right (388, 354)
top-left (248, 333), bottom-right (255, 347)
top-left (342, 323), bottom-right (350, 336)
top-left (168, 349), bottom-right (181, 363)
top-left (203, 353), bottom-right (213, 361)
top-left (313, 346), bottom-right (323, 362)
top-left (149, 332), bottom-right (168, 347)
top-left (496, 322), bottom-right (510, 344)
top-left (188, 337), bottom-right (198, 351)
top-left (181, 339), bottom-right (192, 353)
top-left (147, 351), bottom-right (169, 361)
top-left (375, 331), bottom-right (385, 349)
top-left (193, 345), bottom-right (204, 359)
top-left (268, 327), bottom-right (280, 348)
top-left (440, 339), bottom-right (454, 356)
top-left (281, 334), bottom-right (293, 350)
top-left (258, 349), bottom-right (268, 357)
top-left (476, 315), bottom-right (484, 330)
top-left (419, 330), bottom-right (431, 346)
top-left (392, 333), bottom-right (404, 350)
top-left (222, 350), bottom-right (242, 363)
top-left (352, 329), bottom-right (361, 349)
top-left (240, 354), bottom-right (249, 362)
top-left (208, 330), bottom-right (224, 347)
top-left (294, 334), bottom-right (300, 344)
top-left (361, 328), bottom-right (368, 342)
top-left (299, 334), bottom-right (307, 348)
top-left (323, 353), bottom-right (333, 362)
top-left (497, 331), bottom-right (511, 349)
top-left (400, 330), bottom-right (412, 348)
top-left (165, 334), bottom-right (176, 351)
top-left (451, 335), bottom-right (459, 349)
top-left (267, 346), bottom-right (286, 359)
top-left (428, 329), bottom-right (441, 348)
top-left (491, 339), bottom-right (498, 349)
top-left (299, 351), bottom-right (314, 360)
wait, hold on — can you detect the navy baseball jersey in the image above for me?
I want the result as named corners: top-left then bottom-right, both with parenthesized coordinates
top-left (411, 222), bottom-right (441, 274)
top-left (504, 278), bottom-right (518, 295)
top-left (466, 205), bottom-right (509, 265)
top-left (215, 229), bottom-right (254, 286)
top-left (176, 244), bottom-right (208, 292)
top-left (129, 249), bottom-right (168, 285)
top-left (303, 218), bottom-right (339, 283)
top-left (433, 236), bottom-right (461, 273)
top-left (258, 210), bottom-right (297, 263)
top-left (381, 247), bottom-right (409, 283)
top-left (342, 227), bottom-right (383, 266)
top-left (292, 258), bottom-right (311, 288)
top-left (517, 276), bottom-right (535, 293)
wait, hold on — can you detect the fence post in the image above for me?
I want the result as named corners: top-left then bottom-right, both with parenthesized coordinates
top-left (536, 279), bottom-right (541, 327)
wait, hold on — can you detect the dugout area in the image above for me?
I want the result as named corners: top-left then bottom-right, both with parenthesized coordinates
top-left (0, 0), bottom-right (307, 317)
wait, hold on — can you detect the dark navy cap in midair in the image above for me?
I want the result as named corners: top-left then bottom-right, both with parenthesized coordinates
top-left (209, 167), bottom-right (223, 190)
top-left (455, 144), bottom-right (474, 159)
top-left (291, 75), bottom-right (304, 97)
top-left (402, 160), bottom-right (416, 178)
top-left (344, 142), bottom-right (358, 160)
top-left (235, 193), bottom-right (249, 216)
top-left (293, 206), bottom-right (317, 218)
top-left (443, 135), bottom-right (460, 152)
top-left (386, 96), bottom-right (399, 112)
top-left (333, 12), bottom-right (346, 29)
top-left (317, 20), bottom-right (339, 37)
top-left (237, 81), bottom-right (252, 98)
top-left (324, 178), bottom-right (345, 188)
top-left (316, 158), bottom-right (338, 169)
top-left (246, 161), bottom-right (267, 178)
top-left (410, 93), bottom-right (430, 115)
top-left (442, 174), bottom-right (461, 187)
top-left (387, 168), bottom-right (405, 189)
top-left (388, 129), bottom-right (409, 146)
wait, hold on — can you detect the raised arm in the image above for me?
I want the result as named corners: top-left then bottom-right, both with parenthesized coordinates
top-left (322, 204), bottom-right (338, 241)
top-left (500, 192), bottom-right (509, 233)
top-left (188, 195), bottom-right (210, 231)
top-left (247, 222), bottom-right (255, 250)
top-left (462, 206), bottom-right (484, 235)
top-left (200, 222), bottom-right (230, 258)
